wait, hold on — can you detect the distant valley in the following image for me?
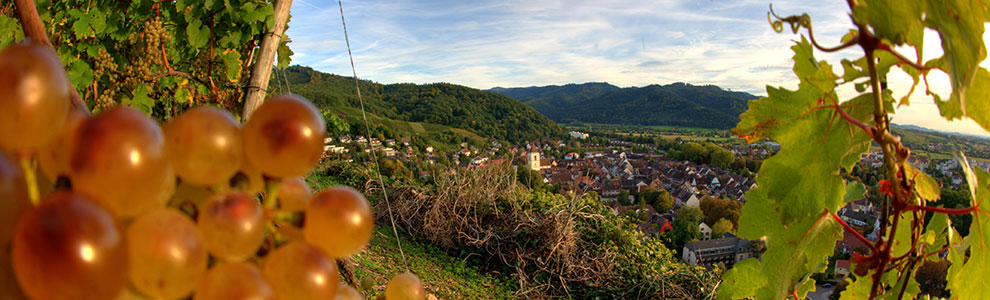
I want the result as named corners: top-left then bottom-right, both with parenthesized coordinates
top-left (489, 82), bottom-right (757, 129)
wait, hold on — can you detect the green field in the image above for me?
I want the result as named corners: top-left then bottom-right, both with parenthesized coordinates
top-left (564, 122), bottom-right (743, 144)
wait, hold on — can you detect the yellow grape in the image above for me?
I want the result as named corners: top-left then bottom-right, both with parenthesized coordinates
top-left (164, 106), bottom-right (244, 186)
top-left (243, 94), bottom-right (326, 178)
top-left (0, 151), bottom-right (29, 246)
top-left (0, 42), bottom-right (71, 151)
top-left (194, 262), bottom-right (275, 300)
top-left (385, 273), bottom-right (426, 300)
top-left (278, 177), bottom-right (312, 212)
top-left (304, 187), bottom-right (374, 257)
top-left (127, 209), bottom-right (207, 300)
top-left (12, 192), bottom-right (128, 300)
top-left (0, 245), bottom-right (26, 300)
top-left (335, 284), bottom-right (364, 300)
top-left (263, 242), bottom-right (339, 300)
top-left (69, 106), bottom-right (170, 218)
top-left (38, 104), bottom-right (87, 181)
top-left (197, 191), bottom-right (266, 261)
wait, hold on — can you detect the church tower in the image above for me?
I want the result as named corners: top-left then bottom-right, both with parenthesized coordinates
top-left (528, 146), bottom-right (541, 171)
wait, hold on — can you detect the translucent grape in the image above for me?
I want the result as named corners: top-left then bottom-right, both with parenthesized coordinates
top-left (69, 106), bottom-right (170, 218)
top-left (278, 177), bottom-right (312, 212)
top-left (12, 192), bottom-right (128, 300)
top-left (335, 284), bottom-right (364, 300)
top-left (38, 105), bottom-right (87, 181)
top-left (0, 151), bottom-right (28, 246)
top-left (127, 209), bottom-right (207, 300)
top-left (193, 262), bottom-right (275, 300)
top-left (263, 242), bottom-right (338, 300)
top-left (385, 273), bottom-right (426, 300)
top-left (0, 42), bottom-right (71, 151)
top-left (303, 187), bottom-right (373, 257)
top-left (197, 191), bottom-right (266, 261)
top-left (243, 94), bottom-right (325, 178)
top-left (0, 245), bottom-right (26, 300)
top-left (164, 106), bottom-right (243, 186)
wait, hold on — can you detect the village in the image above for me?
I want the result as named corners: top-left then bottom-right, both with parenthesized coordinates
top-left (318, 130), bottom-right (990, 277)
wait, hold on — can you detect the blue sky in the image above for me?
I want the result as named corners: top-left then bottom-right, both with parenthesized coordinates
top-left (285, 0), bottom-right (990, 137)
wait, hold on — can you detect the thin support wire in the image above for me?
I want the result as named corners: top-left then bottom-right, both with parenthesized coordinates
top-left (280, 64), bottom-right (292, 94)
top-left (337, 0), bottom-right (409, 270)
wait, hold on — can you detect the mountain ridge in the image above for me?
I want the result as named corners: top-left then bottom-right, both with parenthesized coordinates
top-left (488, 82), bottom-right (758, 129)
top-left (283, 66), bottom-right (561, 143)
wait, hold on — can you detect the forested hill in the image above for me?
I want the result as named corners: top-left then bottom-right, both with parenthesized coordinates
top-left (489, 82), bottom-right (757, 129)
top-left (283, 66), bottom-right (561, 143)
top-left (488, 82), bottom-right (621, 113)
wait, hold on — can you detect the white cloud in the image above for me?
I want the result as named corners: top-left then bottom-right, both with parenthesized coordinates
top-left (286, 0), bottom-right (990, 136)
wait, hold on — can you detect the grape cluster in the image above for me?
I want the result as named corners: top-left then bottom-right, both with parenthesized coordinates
top-left (92, 48), bottom-right (119, 111)
top-left (0, 41), bottom-right (426, 299)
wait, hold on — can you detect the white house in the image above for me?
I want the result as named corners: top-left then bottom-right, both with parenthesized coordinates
top-left (699, 222), bottom-right (712, 240)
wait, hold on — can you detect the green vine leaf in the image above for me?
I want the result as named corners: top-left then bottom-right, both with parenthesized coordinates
top-left (720, 37), bottom-right (875, 299)
top-left (716, 258), bottom-right (765, 300)
top-left (905, 164), bottom-right (939, 202)
top-left (924, 0), bottom-right (988, 109)
top-left (66, 59), bottom-right (94, 88)
top-left (839, 273), bottom-right (873, 299)
top-left (935, 67), bottom-right (990, 131)
top-left (947, 156), bottom-right (990, 299)
top-left (219, 49), bottom-right (242, 83)
top-left (851, 0), bottom-right (924, 46)
top-left (124, 83), bottom-right (154, 114)
top-left (0, 14), bottom-right (23, 48)
top-left (843, 182), bottom-right (867, 204)
top-left (186, 19), bottom-right (210, 49)
top-left (68, 9), bottom-right (94, 38)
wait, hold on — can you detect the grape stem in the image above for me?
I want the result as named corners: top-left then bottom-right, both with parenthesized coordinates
top-left (18, 157), bottom-right (40, 205)
top-left (263, 179), bottom-right (282, 210)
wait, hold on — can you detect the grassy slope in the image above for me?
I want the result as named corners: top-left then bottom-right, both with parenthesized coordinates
top-left (350, 227), bottom-right (517, 299)
top-left (305, 170), bottom-right (516, 300)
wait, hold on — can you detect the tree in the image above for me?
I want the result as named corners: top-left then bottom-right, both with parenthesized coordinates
top-left (707, 144), bottom-right (735, 169)
top-left (671, 206), bottom-right (703, 253)
top-left (516, 165), bottom-right (547, 191)
top-left (698, 195), bottom-right (742, 228)
top-left (638, 188), bottom-right (674, 212)
top-left (711, 218), bottom-right (734, 238)
top-left (617, 189), bottom-right (631, 206)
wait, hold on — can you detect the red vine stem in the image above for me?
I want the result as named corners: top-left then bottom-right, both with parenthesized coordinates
top-left (834, 103), bottom-right (875, 139)
top-left (875, 43), bottom-right (937, 72)
top-left (161, 42), bottom-right (172, 71)
top-left (769, 5), bottom-right (858, 53)
top-left (831, 211), bottom-right (880, 254)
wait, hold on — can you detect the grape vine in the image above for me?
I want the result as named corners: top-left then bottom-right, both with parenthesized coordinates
top-left (0, 0), bottom-right (294, 119)
top-left (718, 1), bottom-right (989, 299)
